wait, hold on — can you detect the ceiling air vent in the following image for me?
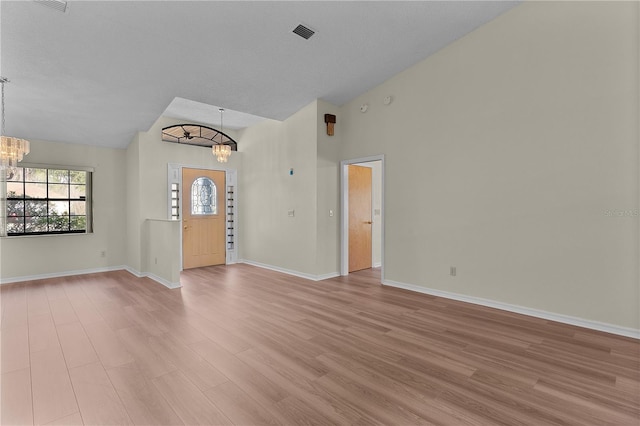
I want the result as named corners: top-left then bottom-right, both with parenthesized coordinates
top-left (292, 24), bottom-right (315, 40)
top-left (34, 0), bottom-right (68, 13)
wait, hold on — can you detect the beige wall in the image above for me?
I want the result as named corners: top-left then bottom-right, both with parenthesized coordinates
top-left (238, 101), bottom-right (319, 275)
top-left (125, 134), bottom-right (142, 272)
top-left (1, 139), bottom-right (127, 279)
top-left (339, 1), bottom-right (639, 329)
top-left (316, 100), bottom-right (341, 276)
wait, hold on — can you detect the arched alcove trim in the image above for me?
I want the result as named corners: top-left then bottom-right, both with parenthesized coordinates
top-left (162, 124), bottom-right (238, 151)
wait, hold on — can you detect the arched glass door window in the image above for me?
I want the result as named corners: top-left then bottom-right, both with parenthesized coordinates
top-left (191, 177), bottom-right (217, 215)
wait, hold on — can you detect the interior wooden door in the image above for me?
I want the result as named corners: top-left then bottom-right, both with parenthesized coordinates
top-left (348, 165), bottom-right (373, 272)
top-left (182, 168), bottom-right (226, 269)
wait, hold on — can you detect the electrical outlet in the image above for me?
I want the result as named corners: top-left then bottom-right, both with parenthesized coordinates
top-left (329, 210), bottom-right (334, 217)
top-left (100, 250), bottom-right (107, 258)
top-left (288, 209), bottom-right (295, 217)
top-left (450, 266), bottom-right (456, 276)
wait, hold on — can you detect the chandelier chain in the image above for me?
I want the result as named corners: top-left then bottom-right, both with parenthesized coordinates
top-left (0, 76), bottom-right (30, 170)
top-left (1, 77), bottom-right (7, 136)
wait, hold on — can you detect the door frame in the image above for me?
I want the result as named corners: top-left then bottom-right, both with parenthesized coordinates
top-left (340, 155), bottom-right (385, 279)
top-left (168, 163), bottom-right (238, 271)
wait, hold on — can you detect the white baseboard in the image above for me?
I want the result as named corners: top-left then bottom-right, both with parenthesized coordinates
top-left (373, 262), bottom-right (382, 268)
top-left (383, 279), bottom-right (640, 340)
top-left (122, 267), bottom-right (181, 289)
top-left (0, 265), bottom-right (127, 285)
top-left (1, 265), bottom-right (181, 290)
top-left (316, 272), bottom-right (341, 281)
top-left (146, 273), bottom-right (181, 289)
top-left (123, 266), bottom-right (144, 278)
top-left (240, 260), bottom-right (339, 282)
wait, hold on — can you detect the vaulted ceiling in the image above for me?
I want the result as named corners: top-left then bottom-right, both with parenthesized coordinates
top-left (1, 1), bottom-right (519, 149)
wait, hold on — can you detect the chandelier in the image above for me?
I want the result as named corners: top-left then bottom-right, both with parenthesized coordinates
top-left (0, 77), bottom-right (30, 170)
top-left (212, 108), bottom-right (231, 163)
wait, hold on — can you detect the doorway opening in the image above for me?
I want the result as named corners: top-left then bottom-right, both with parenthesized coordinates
top-left (340, 155), bottom-right (384, 280)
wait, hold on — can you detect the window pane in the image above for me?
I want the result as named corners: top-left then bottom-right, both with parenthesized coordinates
top-left (69, 171), bottom-right (86, 184)
top-left (7, 182), bottom-right (23, 198)
top-left (48, 169), bottom-right (70, 184)
top-left (70, 184), bottom-right (86, 199)
top-left (7, 200), bottom-right (24, 216)
top-left (48, 215), bottom-right (70, 232)
top-left (25, 183), bottom-right (47, 199)
top-left (49, 201), bottom-right (70, 215)
top-left (70, 216), bottom-right (86, 231)
top-left (191, 177), bottom-right (217, 215)
top-left (48, 183), bottom-right (69, 199)
top-left (25, 200), bottom-right (47, 217)
top-left (7, 168), bottom-right (23, 181)
top-left (25, 217), bottom-right (48, 233)
top-left (70, 201), bottom-right (85, 215)
top-left (7, 220), bottom-right (24, 234)
top-left (24, 168), bottom-right (46, 183)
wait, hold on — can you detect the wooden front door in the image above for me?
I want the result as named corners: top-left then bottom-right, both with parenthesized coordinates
top-left (182, 168), bottom-right (226, 269)
top-left (348, 165), bottom-right (373, 272)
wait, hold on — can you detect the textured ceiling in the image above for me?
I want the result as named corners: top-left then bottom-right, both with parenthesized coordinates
top-left (1, 1), bottom-right (519, 149)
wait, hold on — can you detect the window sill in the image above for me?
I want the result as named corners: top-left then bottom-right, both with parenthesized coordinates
top-left (2, 232), bottom-right (93, 239)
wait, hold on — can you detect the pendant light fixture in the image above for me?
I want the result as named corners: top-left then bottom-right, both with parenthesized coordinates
top-left (0, 77), bottom-right (30, 171)
top-left (212, 108), bottom-right (231, 163)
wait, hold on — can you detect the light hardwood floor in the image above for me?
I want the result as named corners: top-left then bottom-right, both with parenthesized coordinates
top-left (1, 264), bottom-right (638, 425)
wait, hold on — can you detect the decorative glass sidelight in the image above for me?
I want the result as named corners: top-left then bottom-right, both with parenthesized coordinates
top-left (227, 185), bottom-right (235, 249)
top-left (191, 177), bottom-right (217, 215)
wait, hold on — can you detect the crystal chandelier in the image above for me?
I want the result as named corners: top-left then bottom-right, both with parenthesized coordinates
top-left (0, 77), bottom-right (30, 170)
top-left (212, 108), bottom-right (231, 163)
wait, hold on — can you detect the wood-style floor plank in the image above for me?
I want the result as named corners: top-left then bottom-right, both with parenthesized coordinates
top-left (203, 381), bottom-right (281, 426)
top-left (189, 339), bottom-right (290, 409)
top-left (83, 318), bottom-right (134, 369)
top-left (0, 265), bottom-right (637, 425)
top-left (116, 326), bottom-right (177, 379)
top-left (106, 362), bottom-right (183, 426)
top-left (44, 412), bottom-right (84, 425)
top-left (0, 368), bottom-right (33, 426)
top-left (30, 346), bottom-right (79, 425)
top-left (57, 321), bottom-right (100, 369)
top-left (28, 313), bottom-right (60, 354)
top-left (146, 332), bottom-right (228, 392)
top-left (1, 324), bottom-right (29, 373)
top-left (48, 298), bottom-right (80, 326)
top-left (151, 370), bottom-right (232, 426)
top-left (1, 284), bottom-right (28, 329)
top-left (68, 361), bottom-right (132, 425)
